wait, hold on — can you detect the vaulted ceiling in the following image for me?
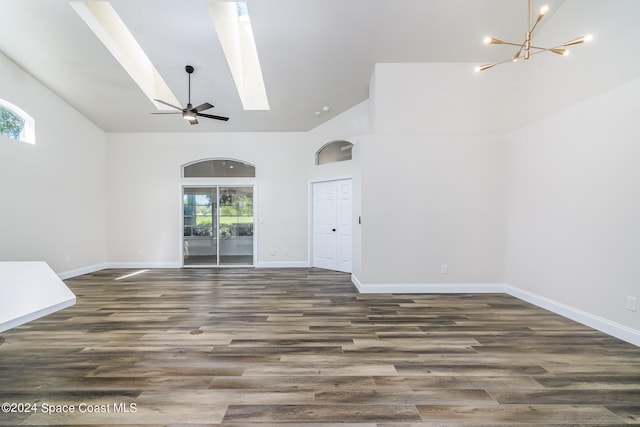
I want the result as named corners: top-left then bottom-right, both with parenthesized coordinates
top-left (0, 0), bottom-right (638, 133)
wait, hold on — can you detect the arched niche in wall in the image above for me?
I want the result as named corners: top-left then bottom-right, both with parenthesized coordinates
top-left (182, 158), bottom-right (256, 178)
top-left (316, 140), bottom-right (353, 165)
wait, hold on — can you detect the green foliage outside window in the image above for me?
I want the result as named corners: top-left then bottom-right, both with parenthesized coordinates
top-left (0, 105), bottom-right (25, 139)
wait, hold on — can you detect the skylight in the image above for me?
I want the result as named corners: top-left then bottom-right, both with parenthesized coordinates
top-left (69, 1), bottom-right (180, 110)
top-left (236, 3), bottom-right (250, 22)
top-left (209, 2), bottom-right (270, 110)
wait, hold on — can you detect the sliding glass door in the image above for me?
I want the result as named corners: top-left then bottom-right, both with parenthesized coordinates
top-left (183, 186), bottom-right (254, 267)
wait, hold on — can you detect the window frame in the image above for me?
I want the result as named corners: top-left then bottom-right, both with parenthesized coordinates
top-left (316, 140), bottom-right (353, 165)
top-left (182, 158), bottom-right (255, 178)
top-left (0, 99), bottom-right (35, 144)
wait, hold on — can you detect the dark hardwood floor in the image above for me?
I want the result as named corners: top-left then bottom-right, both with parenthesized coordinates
top-left (1, 268), bottom-right (639, 426)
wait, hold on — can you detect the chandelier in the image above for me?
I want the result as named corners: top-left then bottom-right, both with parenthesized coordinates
top-left (475, 0), bottom-right (592, 72)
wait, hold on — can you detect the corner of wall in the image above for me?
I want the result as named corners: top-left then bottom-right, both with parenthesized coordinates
top-left (350, 274), bottom-right (640, 347)
top-left (504, 285), bottom-right (640, 347)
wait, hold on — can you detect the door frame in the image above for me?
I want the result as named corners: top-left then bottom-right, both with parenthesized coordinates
top-left (308, 176), bottom-right (352, 272)
top-left (179, 179), bottom-right (257, 267)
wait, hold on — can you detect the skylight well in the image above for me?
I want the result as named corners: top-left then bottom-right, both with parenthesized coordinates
top-left (209, 2), bottom-right (270, 110)
top-left (69, 1), bottom-right (180, 110)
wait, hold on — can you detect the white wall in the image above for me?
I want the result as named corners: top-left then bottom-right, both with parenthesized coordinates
top-left (105, 101), bottom-right (370, 269)
top-left (372, 63), bottom-right (510, 134)
top-left (362, 61), bottom-right (640, 342)
top-left (0, 52), bottom-right (107, 277)
top-left (355, 133), bottom-right (506, 287)
top-left (3, 28), bottom-right (638, 342)
top-left (371, 0), bottom-right (640, 138)
top-left (306, 101), bottom-right (369, 274)
top-left (505, 76), bottom-right (640, 333)
top-left (305, 100), bottom-right (369, 181)
top-left (354, 63), bottom-right (507, 288)
top-left (106, 132), bottom-right (310, 267)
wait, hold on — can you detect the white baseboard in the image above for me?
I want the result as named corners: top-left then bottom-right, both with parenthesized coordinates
top-left (57, 263), bottom-right (108, 280)
top-left (255, 261), bottom-right (310, 268)
top-left (504, 285), bottom-right (640, 347)
top-left (107, 262), bottom-right (182, 270)
top-left (351, 274), bottom-right (504, 294)
top-left (58, 261), bottom-right (310, 278)
top-left (59, 262), bottom-right (181, 279)
top-left (351, 275), bottom-right (640, 347)
top-left (55, 266), bottom-right (640, 347)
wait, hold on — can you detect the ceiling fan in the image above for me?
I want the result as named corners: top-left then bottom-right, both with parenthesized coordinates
top-left (152, 65), bottom-right (229, 125)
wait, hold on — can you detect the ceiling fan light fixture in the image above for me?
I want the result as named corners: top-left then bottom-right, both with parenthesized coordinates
top-left (152, 65), bottom-right (229, 124)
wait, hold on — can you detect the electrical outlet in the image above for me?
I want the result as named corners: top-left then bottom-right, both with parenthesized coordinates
top-left (441, 264), bottom-right (448, 274)
top-left (627, 296), bottom-right (637, 312)
top-left (270, 248), bottom-right (276, 256)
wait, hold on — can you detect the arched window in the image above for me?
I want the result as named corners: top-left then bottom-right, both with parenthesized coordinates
top-left (183, 158), bottom-right (255, 178)
top-left (0, 99), bottom-right (35, 144)
top-left (316, 140), bottom-right (353, 165)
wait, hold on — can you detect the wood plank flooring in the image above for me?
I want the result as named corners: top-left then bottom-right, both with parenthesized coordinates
top-left (1, 267), bottom-right (639, 426)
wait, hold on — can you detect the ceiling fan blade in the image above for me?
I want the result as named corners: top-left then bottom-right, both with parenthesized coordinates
top-left (197, 112), bottom-right (230, 121)
top-left (193, 102), bottom-right (214, 112)
top-left (154, 67), bottom-right (229, 124)
top-left (153, 99), bottom-right (183, 110)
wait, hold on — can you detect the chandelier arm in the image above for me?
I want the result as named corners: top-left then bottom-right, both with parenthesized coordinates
top-left (529, 45), bottom-right (570, 55)
top-left (513, 48), bottom-right (522, 59)
top-left (562, 36), bottom-right (589, 46)
top-left (513, 49), bottom-right (548, 61)
top-left (529, 45), bottom-right (553, 51)
top-left (476, 1), bottom-right (589, 71)
top-left (512, 38), bottom-right (527, 59)
top-left (496, 57), bottom-right (520, 66)
top-left (475, 56), bottom-right (521, 72)
top-left (530, 49), bottom-right (550, 58)
top-left (497, 40), bottom-right (529, 48)
top-left (527, 0), bottom-right (548, 36)
top-left (528, 14), bottom-right (545, 36)
top-left (481, 49), bottom-right (552, 71)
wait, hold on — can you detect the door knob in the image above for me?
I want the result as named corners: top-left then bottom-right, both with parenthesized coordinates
top-left (332, 228), bottom-right (336, 232)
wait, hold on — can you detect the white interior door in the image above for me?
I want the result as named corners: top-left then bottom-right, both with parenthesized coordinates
top-left (312, 179), bottom-right (352, 272)
top-left (336, 179), bottom-right (352, 273)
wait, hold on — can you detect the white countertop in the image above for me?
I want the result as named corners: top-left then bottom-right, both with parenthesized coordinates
top-left (0, 261), bottom-right (76, 333)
